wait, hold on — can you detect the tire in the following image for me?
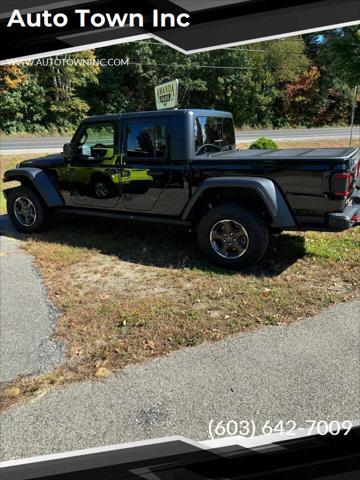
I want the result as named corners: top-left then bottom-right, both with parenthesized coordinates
top-left (6, 186), bottom-right (54, 233)
top-left (197, 203), bottom-right (269, 269)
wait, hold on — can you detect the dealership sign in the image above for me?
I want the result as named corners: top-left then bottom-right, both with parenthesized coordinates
top-left (155, 79), bottom-right (179, 110)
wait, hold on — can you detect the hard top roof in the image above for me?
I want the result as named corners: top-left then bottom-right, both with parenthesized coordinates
top-left (82, 109), bottom-right (233, 123)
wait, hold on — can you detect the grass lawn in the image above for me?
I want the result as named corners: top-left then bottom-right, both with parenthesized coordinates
top-left (0, 155), bottom-right (29, 213)
top-left (1, 143), bottom-right (359, 410)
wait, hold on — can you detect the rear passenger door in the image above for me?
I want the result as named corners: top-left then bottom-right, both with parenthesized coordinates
top-left (121, 119), bottom-right (172, 211)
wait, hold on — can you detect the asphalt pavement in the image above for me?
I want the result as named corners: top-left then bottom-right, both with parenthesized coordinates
top-left (0, 218), bottom-right (64, 382)
top-left (1, 298), bottom-right (359, 461)
top-left (236, 126), bottom-right (359, 141)
top-left (0, 127), bottom-right (359, 154)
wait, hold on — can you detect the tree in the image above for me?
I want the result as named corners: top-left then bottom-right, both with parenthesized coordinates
top-left (227, 37), bottom-right (309, 127)
top-left (0, 70), bottom-right (47, 133)
top-left (303, 27), bottom-right (359, 125)
top-left (0, 65), bottom-right (26, 92)
top-left (0, 52), bottom-right (100, 133)
top-left (1, 29), bottom-right (358, 133)
top-left (33, 50), bottom-right (100, 129)
top-left (83, 42), bottom-right (208, 115)
top-left (282, 66), bottom-right (320, 126)
top-left (322, 26), bottom-right (360, 87)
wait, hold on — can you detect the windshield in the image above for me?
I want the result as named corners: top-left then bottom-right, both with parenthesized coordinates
top-left (194, 116), bottom-right (235, 155)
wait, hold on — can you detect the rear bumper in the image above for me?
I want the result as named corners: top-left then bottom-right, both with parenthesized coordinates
top-left (327, 190), bottom-right (360, 230)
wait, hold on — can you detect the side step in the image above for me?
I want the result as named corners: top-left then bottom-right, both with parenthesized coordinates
top-left (328, 203), bottom-right (360, 230)
top-left (57, 207), bottom-right (191, 227)
top-left (351, 189), bottom-right (360, 204)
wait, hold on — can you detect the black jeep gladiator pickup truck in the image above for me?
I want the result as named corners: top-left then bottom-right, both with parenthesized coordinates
top-left (3, 109), bottom-right (360, 269)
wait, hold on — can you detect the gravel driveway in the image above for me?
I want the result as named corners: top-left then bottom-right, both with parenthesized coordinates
top-left (1, 299), bottom-right (359, 461)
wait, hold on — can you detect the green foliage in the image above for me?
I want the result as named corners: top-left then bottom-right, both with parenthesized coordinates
top-left (0, 73), bottom-right (47, 133)
top-left (0, 51), bottom-right (99, 134)
top-left (0, 65), bottom-right (27, 92)
top-left (303, 27), bottom-right (360, 125)
top-left (322, 26), bottom-right (360, 88)
top-left (0, 27), bottom-right (358, 134)
top-left (249, 137), bottom-right (278, 150)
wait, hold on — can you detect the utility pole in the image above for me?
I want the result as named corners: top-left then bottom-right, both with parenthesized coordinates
top-left (349, 85), bottom-right (358, 146)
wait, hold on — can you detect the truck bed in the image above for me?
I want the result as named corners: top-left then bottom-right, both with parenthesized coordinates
top-left (191, 147), bottom-right (359, 227)
top-left (204, 147), bottom-right (359, 161)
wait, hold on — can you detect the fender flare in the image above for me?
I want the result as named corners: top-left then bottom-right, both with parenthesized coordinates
top-left (181, 176), bottom-right (296, 228)
top-left (3, 168), bottom-right (64, 208)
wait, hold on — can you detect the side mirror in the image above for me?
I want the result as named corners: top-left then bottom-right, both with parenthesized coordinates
top-left (63, 143), bottom-right (75, 159)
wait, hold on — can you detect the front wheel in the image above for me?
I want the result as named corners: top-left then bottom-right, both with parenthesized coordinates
top-left (6, 186), bottom-right (53, 233)
top-left (197, 203), bottom-right (269, 269)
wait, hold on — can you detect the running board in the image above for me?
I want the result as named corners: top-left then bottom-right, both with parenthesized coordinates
top-left (57, 207), bottom-right (191, 227)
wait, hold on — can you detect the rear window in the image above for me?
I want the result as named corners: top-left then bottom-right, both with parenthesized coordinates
top-left (194, 116), bottom-right (235, 154)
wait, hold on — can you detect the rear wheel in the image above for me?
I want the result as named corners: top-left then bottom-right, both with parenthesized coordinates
top-left (7, 186), bottom-right (53, 233)
top-left (197, 203), bottom-right (269, 269)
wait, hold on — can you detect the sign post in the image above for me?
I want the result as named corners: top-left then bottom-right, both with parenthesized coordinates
top-left (155, 79), bottom-right (179, 110)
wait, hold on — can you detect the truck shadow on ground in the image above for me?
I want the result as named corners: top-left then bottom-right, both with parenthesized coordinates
top-left (0, 213), bottom-right (306, 277)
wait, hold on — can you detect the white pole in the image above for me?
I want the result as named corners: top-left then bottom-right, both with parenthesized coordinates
top-left (349, 85), bottom-right (358, 146)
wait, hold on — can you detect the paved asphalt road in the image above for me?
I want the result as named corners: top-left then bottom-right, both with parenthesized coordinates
top-left (0, 127), bottom-right (359, 154)
top-left (236, 126), bottom-right (359, 141)
top-left (0, 219), bottom-right (64, 382)
top-left (1, 295), bottom-right (359, 461)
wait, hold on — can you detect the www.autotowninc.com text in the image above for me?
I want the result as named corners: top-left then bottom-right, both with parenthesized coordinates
top-left (5, 58), bottom-right (130, 67)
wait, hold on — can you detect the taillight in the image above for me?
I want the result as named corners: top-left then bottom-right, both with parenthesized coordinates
top-left (331, 172), bottom-right (352, 197)
top-left (356, 161), bottom-right (360, 178)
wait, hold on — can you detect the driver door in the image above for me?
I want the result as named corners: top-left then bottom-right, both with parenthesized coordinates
top-left (65, 121), bottom-right (120, 208)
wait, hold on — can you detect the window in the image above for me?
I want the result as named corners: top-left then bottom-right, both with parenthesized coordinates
top-left (194, 116), bottom-right (235, 154)
top-left (76, 123), bottom-right (115, 161)
top-left (126, 121), bottom-right (167, 159)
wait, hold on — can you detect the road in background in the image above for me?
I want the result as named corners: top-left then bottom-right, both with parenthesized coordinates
top-left (236, 126), bottom-right (359, 141)
top-left (0, 136), bottom-right (71, 155)
top-left (0, 127), bottom-right (359, 155)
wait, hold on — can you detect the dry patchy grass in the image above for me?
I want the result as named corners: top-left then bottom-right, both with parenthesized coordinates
top-left (0, 155), bottom-right (31, 212)
top-left (1, 218), bottom-right (359, 411)
top-left (1, 147), bottom-right (360, 411)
